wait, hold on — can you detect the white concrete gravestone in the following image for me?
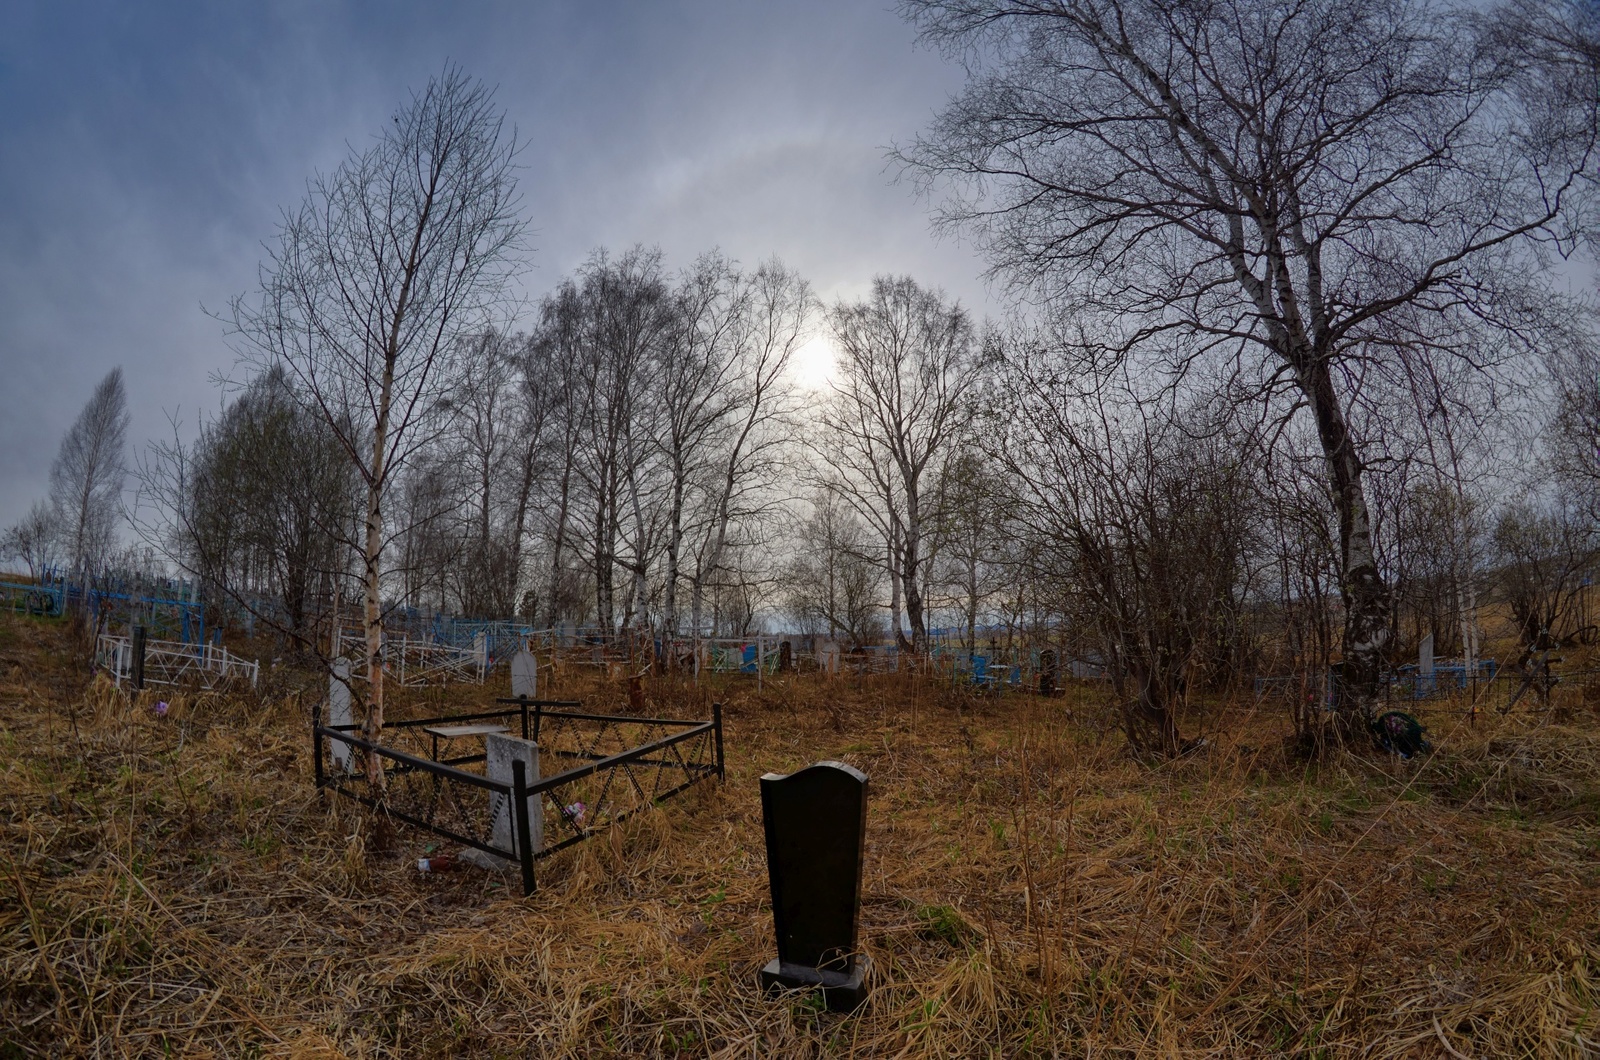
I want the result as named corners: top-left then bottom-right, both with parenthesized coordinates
top-left (511, 650), bottom-right (538, 699)
top-left (329, 658), bottom-right (353, 771)
top-left (1419, 633), bottom-right (1435, 676)
top-left (818, 639), bottom-right (841, 675)
top-left (487, 733), bottom-right (542, 859)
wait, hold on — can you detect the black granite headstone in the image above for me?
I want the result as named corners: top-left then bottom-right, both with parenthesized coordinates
top-left (759, 760), bottom-right (869, 1012)
top-left (1039, 648), bottom-right (1058, 697)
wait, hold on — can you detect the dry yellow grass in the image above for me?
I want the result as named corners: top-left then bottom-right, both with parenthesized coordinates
top-left (2, 613), bottom-right (1598, 1057)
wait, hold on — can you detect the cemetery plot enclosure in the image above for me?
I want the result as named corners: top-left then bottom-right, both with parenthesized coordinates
top-left (1, 580), bottom-right (63, 617)
top-left (95, 631), bottom-right (260, 689)
top-left (332, 624), bottom-right (489, 686)
top-left (312, 697), bottom-right (724, 893)
top-left (1253, 659), bottom-right (1600, 719)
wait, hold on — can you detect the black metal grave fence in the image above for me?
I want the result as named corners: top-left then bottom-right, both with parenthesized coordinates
top-left (313, 696), bottom-right (724, 895)
top-left (1252, 663), bottom-right (1600, 720)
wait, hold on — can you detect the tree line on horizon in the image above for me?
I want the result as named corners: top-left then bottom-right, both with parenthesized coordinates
top-left (5, 0), bottom-right (1600, 755)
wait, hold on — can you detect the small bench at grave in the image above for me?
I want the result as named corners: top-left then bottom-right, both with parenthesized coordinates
top-left (422, 721), bottom-right (510, 763)
top-left (759, 761), bottom-right (870, 1012)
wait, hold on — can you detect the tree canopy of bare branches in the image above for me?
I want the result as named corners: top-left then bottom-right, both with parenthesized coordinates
top-left (138, 367), bottom-right (356, 650)
top-left (897, 0), bottom-right (1600, 725)
top-left (1, 502), bottom-right (61, 583)
top-left (231, 66), bottom-right (526, 781)
top-left (49, 367), bottom-right (130, 583)
top-left (817, 275), bottom-right (978, 656)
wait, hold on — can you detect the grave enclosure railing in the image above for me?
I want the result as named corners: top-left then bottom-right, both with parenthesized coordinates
top-left (312, 697), bottom-right (724, 895)
top-left (1251, 662), bottom-right (1600, 718)
top-left (1, 580), bottom-right (64, 617)
top-left (96, 632), bottom-right (260, 689)
top-left (331, 626), bottom-right (488, 686)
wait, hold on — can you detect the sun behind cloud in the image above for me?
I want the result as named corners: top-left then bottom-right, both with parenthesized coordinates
top-left (790, 334), bottom-right (837, 391)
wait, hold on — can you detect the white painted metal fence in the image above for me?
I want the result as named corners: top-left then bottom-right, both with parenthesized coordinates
top-left (330, 626), bottom-right (487, 686)
top-left (96, 634), bottom-right (260, 689)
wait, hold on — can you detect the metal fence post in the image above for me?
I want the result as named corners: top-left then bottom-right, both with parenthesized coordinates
top-left (312, 695), bottom-right (325, 788)
top-left (519, 695), bottom-right (529, 741)
top-left (713, 701), bottom-right (725, 782)
top-left (512, 758), bottom-right (536, 896)
top-left (132, 624), bottom-right (146, 691)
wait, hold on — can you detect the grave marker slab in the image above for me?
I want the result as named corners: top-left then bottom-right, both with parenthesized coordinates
top-left (759, 760), bottom-right (869, 1012)
top-left (1039, 648), bottom-right (1059, 696)
top-left (486, 733), bottom-right (542, 858)
top-left (329, 659), bottom-right (353, 771)
top-left (511, 650), bottom-right (538, 699)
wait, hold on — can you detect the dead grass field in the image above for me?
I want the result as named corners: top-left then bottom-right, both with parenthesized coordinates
top-left (2, 613), bottom-right (1599, 1058)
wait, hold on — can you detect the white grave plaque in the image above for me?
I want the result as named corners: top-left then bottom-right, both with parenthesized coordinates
top-left (487, 733), bottom-right (542, 857)
top-left (329, 658), bottom-right (353, 771)
top-left (511, 650), bottom-right (538, 699)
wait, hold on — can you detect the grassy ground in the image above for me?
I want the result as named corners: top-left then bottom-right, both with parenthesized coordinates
top-left (2, 613), bottom-right (1598, 1057)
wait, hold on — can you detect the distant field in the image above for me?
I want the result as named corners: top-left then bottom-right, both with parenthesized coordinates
top-left (2, 613), bottom-right (1597, 1058)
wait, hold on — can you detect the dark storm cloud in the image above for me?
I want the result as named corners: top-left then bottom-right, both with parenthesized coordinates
top-left (0, 1), bottom-right (988, 529)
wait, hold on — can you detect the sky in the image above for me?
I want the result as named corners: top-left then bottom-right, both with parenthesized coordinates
top-left (0, 1), bottom-right (994, 532)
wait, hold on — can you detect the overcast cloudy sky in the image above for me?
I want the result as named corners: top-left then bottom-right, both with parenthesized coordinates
top-left (0, 1), bottom-right (994, 531)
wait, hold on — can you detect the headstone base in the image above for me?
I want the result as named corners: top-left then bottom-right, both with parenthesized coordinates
top-left (456, 847), bottom-right (518, 874)
top-left (759, 957), bottom-right (869, 1013)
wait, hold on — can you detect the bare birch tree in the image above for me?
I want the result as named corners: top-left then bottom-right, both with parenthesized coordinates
top-left (686, 260), bottom-right (812, 638)
top-left (898, 0), bottom-right (1598, 728)
top-left (527, 281), bottom-right (592, 627)
top-left (658, 253), bottom-right (746, 637)
top-left (2, 502), bottom-right (61, 582)
top-left (995, 346), bottom-right (1260, 754)
top-left (557, 248), bottom-right (674, 632)
top-left (147, 367), bottom-right (356, 647)
top-left (50, 367), bottom-right (130, 585)
top-left (501, 331), bottom-right (561, 620)
top-left (929, 448), bottom-right (1011, 664)
top-left (442, 329), bottom-right (551, 617)
top-left (232, 67), bottom-right (526, 786)
top-left (782, 489), bottom-right (884, 647)
top-left (1546, 328), bottom-right (1600, 518)
top-left (1493, 497), bottom-right (1599, 654)
top-left (817, 276), bottom-right (976, 656)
